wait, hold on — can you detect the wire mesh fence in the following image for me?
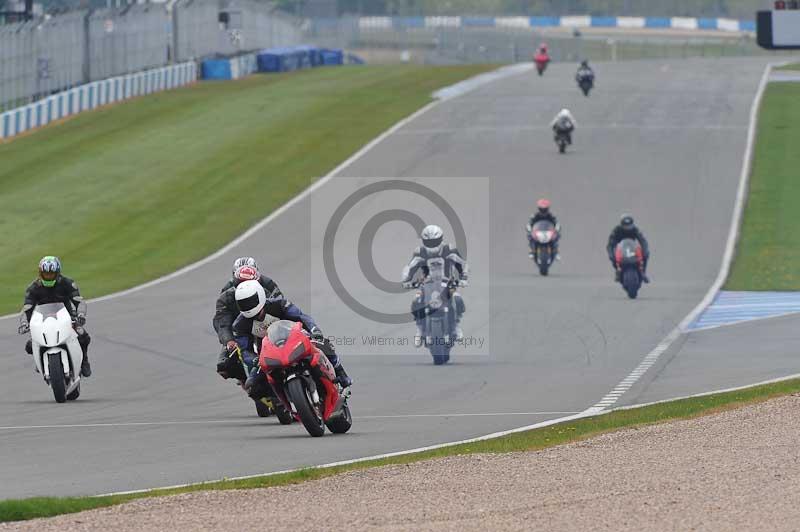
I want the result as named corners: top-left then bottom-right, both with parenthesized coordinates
top-left (0, 0), bottom-right (304, 111)
top-left (307, 19), bottom-right (796, 65)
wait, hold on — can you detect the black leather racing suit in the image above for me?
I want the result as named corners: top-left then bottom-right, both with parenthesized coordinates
top-left (401, 244), bottom-right (468, 326)
top-left (23, 276), bottom-right (91, 364)
top-left (527, 212), bottom-right (560, 255)
top-left (606, 225), bottom-right (650, 273)
top-left (576, 66), bottom-right (595, 83)
top-left (212, 274), bottom-right (282, 373)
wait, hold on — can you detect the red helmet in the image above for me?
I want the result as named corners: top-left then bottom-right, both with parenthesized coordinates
top-left (537, 198), bottom-right (551, 210)
top-left (539, 42), bottom-right (548, 52)
top-left (234, 265), bottom-right (259, 283)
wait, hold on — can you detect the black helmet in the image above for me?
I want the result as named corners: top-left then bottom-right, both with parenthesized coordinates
top-left (581, 60), bottom-right (589, 68)
top-left (620, 215), bottom-right (635, 230)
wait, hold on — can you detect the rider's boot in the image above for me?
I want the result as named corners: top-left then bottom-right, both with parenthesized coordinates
top-left (414, 323), bottom-right (424, 348)
top-left (614, 269), bottom-right (621, 283)
top-left (334, 364), bottom-right (352, 388)
top-left (80, 352), bottom-right (92, 378)
top-left (642, 272), bottom-right (650, 284)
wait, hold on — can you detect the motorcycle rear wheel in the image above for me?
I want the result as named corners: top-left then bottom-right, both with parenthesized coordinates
top-left (48, 354), bottom-right (67, 404)
top-left (254, 397), bottom-right (273, 418)
top-left (287, 378), bottom-right (325, 437)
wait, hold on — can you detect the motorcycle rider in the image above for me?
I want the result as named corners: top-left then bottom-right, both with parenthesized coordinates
top-left (533, 42), bottom-right (550, 71)
top-left (213, 264), bottom-right (276, 379)
top-left (22, 256), bottom-right (91, 377)
top-left (606, 215), bottom-right (650, 283)
top-left (550, 108), bottom-right (576, 145)
top-left (401, 225), bottom-right (469, 347)
top-left (232, 280), bottom-right (352, 401)
top-left (576, 59), bottom-right (595, 83)
top-left (219, 256), bottom-right (280, 297)
top-left (527, 199), bottom-right (560, 260)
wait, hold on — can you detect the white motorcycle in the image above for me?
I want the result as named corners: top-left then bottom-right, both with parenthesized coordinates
top-left (19, 302), bottom-right (86, 403)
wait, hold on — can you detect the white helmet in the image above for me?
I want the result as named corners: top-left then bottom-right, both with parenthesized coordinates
top-left (421, 224), bottom-right (444, 253)
top-left (558, 108), bottom-right (571, 118)
top-left (235, 280), bottom-right (266, 318)
top-left (232, 256), bottom-right (258, 276)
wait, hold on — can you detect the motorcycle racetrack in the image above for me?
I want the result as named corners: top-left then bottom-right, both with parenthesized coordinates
top-left (0, 58), bottom-right (778, 499)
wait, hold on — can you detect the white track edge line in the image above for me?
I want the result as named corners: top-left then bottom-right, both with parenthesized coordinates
top-left (96, 370), bottom-right (800, 498)
top-left (587, 62), bottom-right (774, 412)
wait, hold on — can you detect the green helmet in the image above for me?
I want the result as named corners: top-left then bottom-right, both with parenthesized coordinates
top-left (38, 256), bottom-right (61, 288)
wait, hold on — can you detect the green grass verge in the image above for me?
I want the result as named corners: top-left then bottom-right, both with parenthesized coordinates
top-left (726, 82), bottom-right (800, 290)
top-left (3, 376), bottom-right (800, 523)
top-left (0, 65), bottom-right (494, 314)
top-left (777, 63), bottom-right (800, 71)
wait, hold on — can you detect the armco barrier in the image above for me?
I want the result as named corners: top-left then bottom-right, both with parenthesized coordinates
top-left (356, 15), bottom-right (755, 33)
top-left (0, 62), bottom-right (197, 141)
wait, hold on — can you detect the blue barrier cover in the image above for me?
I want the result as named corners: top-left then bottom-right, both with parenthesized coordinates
top-left (321, 49), bottom-right (344, 65)
top-left (202, 59), bottom-right (233, 80)
top-left (530, 16), bottom-right (559, 27)
top-left (645, 17), bottom-right (670, 28)
top-left (462, 17), bottom-right (495, 27)
top-left (393, 17), bottom-right (424, 29)
top-left (591, 16), bottom-right (616, 27)
top-left (739, 20), bottom-right (754, 31)
top-left (697, 18), bottom-right (718, 29)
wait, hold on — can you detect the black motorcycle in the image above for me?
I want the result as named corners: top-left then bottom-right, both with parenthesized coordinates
top-left (577, 72), bottom-right (594, 96)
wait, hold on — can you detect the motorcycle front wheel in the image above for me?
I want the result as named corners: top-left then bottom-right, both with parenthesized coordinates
top-left (48, 354), bottom-right (67, 404)
top-left (622, 269), bottom-right (641, 299)
top-left (286, 378), bottom-right (325, 437)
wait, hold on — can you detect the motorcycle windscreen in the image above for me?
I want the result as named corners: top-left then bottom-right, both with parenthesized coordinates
top-left (617, 239), bottom-right (641, 264)
top-left (266, 319), bottom-right (296, 347)
top-left (532, 220), bottom-right (555, 243)
top-left (426, 257), bottom-right (446, 283)
top-left (35, 302), bottom-right (66, 319)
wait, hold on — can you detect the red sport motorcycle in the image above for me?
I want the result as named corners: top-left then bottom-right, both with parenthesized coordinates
top-left (533, 52), bottom-right (550, 75)
top-left (259, 320), bottom-right (352, 437)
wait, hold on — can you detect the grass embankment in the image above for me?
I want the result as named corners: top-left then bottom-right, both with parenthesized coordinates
top-left (3, 377), bottom-right (800, 523)
top-left (726, 82), bottom-right (800, 290)
top-left (777, 63), bottom-right (800, 71)
top-left (0, 65), bottom-right (494, 314)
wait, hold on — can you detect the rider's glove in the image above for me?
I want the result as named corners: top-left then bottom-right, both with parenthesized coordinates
top-left (226, 340), bottom-right (238, 353)
top-left (310, 326), bottom-right (324, 341)
top-left (74, 315), bottom-right (86, 326)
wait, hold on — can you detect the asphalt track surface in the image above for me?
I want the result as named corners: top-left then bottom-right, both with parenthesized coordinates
top-left (0, 58), bottom-right (774, 499)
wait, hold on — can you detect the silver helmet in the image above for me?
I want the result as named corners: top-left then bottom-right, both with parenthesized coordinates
top-left (232, 256), bottom-right (258, 276)
top-left (421, 225), bottom-right (444, 253)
